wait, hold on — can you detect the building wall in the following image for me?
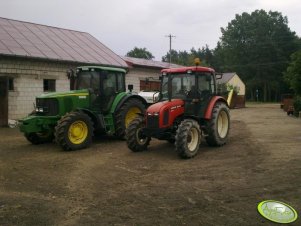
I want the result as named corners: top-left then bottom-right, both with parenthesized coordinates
top-left (0, 57), bottom-right (78, 120)
top-left (228, 74), bottom-right (246, 95)
top-left (125, 67), bottom-right (161, 93)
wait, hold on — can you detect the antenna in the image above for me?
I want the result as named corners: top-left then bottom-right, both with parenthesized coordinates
top-left (165, 34), bottom-right (176, 66)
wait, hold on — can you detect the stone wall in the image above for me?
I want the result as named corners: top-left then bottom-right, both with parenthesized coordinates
top-left (125, 67), bottom-right (161, 93)
top-left (0, 57), bottom-right (78, 120)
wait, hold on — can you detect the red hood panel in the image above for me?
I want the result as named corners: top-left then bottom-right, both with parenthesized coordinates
top-left (147, 99), bottom-right (184, 113)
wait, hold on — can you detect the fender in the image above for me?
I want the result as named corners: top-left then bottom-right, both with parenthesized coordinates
top-left (204, 96), bottom-right (228, 120)
top-left (77, 108), bottom-right (105, 130)
top-left (113, 93), bottom-right (148, 113)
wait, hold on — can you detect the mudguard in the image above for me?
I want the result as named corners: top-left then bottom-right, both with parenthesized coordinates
top-left (204, 96), bottom-right (228, 120)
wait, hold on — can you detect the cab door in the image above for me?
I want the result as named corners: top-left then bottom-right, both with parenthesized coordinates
top-left (0, 77), bottom-right (8, 126)
top-left (184, 73), bottom-right (214, 118)
top-left (98, 71), bottom-right (125, 113)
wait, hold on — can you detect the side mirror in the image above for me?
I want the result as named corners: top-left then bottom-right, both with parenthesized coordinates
top-left (66, 69), bottom-right (74, 79)
top-left (128, 84), bottom-right (133, 92)
top-left (215, 73), bottom-right (223, 80)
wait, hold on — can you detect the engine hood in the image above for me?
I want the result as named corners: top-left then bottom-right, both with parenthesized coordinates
top-left (147, 99), bottom-right (184, 113)
top-left (38, 89), bottom-right (89, 99)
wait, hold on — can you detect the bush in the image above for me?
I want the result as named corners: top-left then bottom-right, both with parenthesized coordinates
top-left (293, 96), bottom-right (301, 117)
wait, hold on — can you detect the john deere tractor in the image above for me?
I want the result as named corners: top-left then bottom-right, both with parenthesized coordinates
top-left (19, 66), bottom-right (147, 151)
top-left (126, 64), bottom-right (230, 159)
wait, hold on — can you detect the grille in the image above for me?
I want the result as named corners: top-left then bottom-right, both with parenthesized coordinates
top-left (36, 98), bottom-right (59, 116)
top-left (147, 115), bottom-right (159, 128)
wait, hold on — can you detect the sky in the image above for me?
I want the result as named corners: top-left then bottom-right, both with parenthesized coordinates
top-left (0, 0), bottom-right (300, 60)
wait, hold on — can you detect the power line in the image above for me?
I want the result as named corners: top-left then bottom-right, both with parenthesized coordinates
top-left (165, 34), bottom-right (176, 65)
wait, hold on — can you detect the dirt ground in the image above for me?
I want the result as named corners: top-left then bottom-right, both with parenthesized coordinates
top-left (0, 103), bottom-right (300, 226)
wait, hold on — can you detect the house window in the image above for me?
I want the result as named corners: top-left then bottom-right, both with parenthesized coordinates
top-left (43, 79), bottom-right (56, 92)
top-left (8, 78), bottom-right (14, 91)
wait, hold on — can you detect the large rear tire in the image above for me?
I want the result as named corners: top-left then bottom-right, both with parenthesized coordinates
top-left (25, 131), bottom-right (54, 145)
top-left (205, 102), bottom-right (230, 146)
top-left (175, 119), bottom-right (201, 159)
top-left (126, 116), bottom-right (150, 152)
top-left (115, 98), bottom-right (145, 139)
top-left (55, 111), bottom-right (93, 151)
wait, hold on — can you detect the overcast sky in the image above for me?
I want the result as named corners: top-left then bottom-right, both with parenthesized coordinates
top-left (1, 0), bottom-right (300, 60)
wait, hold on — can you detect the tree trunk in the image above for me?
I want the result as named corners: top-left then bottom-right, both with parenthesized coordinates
top-left (250, 89), bottom-right (253, 101)
top-left (267, 83), bottom-right (271, 102)
top-left (263, 82), bottom-right (268, 102)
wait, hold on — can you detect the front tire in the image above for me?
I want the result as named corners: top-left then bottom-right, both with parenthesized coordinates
top-left (126, 116), bottom-right (150, 152)
top-left (115, 98), bottom-right (145, 139)
top-left (205, 102), bottom-right (230, 146)
top-left (25, 131), bottom-right (54, 145)
top-left (55, 111), bottom-right (93, 151)
top-left (175, 119), bottom-right (201, 159)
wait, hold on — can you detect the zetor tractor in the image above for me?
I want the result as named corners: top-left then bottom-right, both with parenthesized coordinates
top-left (19, 66), bottom-right (147, 151)
top-left (126, 65), bottom-right (230, 159)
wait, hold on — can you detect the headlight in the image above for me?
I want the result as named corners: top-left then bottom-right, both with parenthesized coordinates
top-left (154, 112), bottom-right (159, 116)
top-left (35, 108), bottom-right (44, 112)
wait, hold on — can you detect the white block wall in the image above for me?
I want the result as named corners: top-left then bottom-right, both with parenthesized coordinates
top-left (125, 67), bottom-right (161, 94)
top-left (0, 58), bottom-right (77, 120)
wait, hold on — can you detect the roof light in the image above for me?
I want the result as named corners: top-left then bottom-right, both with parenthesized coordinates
top-left (194, 58), bottom-right (201, 66)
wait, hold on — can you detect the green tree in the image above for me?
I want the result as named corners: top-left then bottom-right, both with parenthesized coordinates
top-left (126, 47), bottom-right (154, 60)
top-left (284, 51), bottom-right (301, 95)
top-left (214, 10), bottom-right (300, 101)
top-left (161, 46), bottom-right (214, 66)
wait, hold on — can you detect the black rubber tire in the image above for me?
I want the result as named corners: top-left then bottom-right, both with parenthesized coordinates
top-left (126, 116), bottom-right (150, 152)
top-left (167, 138), bottom-right (175, 144)
top-left (205, 102), bottom-right (230, 147)
top-left (55, 111), bottom-right (93, 151)
top-left (115, 98), bottom-right (145, 139)
top-left (25, 132), bottom-right (54, 145)
top-left (175, 119), bottom-right (201, 159)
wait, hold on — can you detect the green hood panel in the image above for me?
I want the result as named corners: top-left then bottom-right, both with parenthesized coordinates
top-left (39, 89), bottom-right (89, 98)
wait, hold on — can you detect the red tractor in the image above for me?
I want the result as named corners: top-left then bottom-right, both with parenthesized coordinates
top-left (126, 65), bottom-right (230, 159)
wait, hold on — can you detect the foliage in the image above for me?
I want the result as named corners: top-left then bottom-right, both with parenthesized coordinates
top-left (212, 10), bottom-right (300, 102)
top-left (217, 83), bottom-right (239, 95)
top-left (284, 51), bottom-right (301, 95)
top-left (126, 47), bottom-right (154, 60)
top-left (162, 45), bottom-right (214, 66)
top-left (293, 96), bottom-right (301, 117)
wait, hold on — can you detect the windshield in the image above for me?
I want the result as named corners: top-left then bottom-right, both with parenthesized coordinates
top-left (77, 71), bottom-right (100, 91)
top-left (161, 73), bottom-right (196, 100)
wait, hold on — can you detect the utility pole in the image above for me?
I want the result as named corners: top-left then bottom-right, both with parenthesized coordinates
top-left (165, 34), bottom-right (176, 65)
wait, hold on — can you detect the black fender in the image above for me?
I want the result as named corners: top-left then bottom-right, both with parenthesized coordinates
top-left (77, 108), bottom-right (105, 131)
top-left (114, 94), bottom-right (148, 112)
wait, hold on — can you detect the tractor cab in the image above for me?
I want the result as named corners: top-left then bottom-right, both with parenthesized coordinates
top-left (160, 66), bottom-right (216, 117)
top-left (74, 66), bottom-right (126, 113)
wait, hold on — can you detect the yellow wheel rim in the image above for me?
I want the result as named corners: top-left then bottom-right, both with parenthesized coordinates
top-left (125, 107), bottom-right (141, 128)
top-left (217, 111), bottom-right (229, 138)
top-left (68, 120), bottom-right (88, 144)
top-left (187, 127), bottom-right (199, 152)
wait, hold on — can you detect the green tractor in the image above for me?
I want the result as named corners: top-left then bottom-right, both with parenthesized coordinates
top-left (19, 66), bottom-right (147, 151)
